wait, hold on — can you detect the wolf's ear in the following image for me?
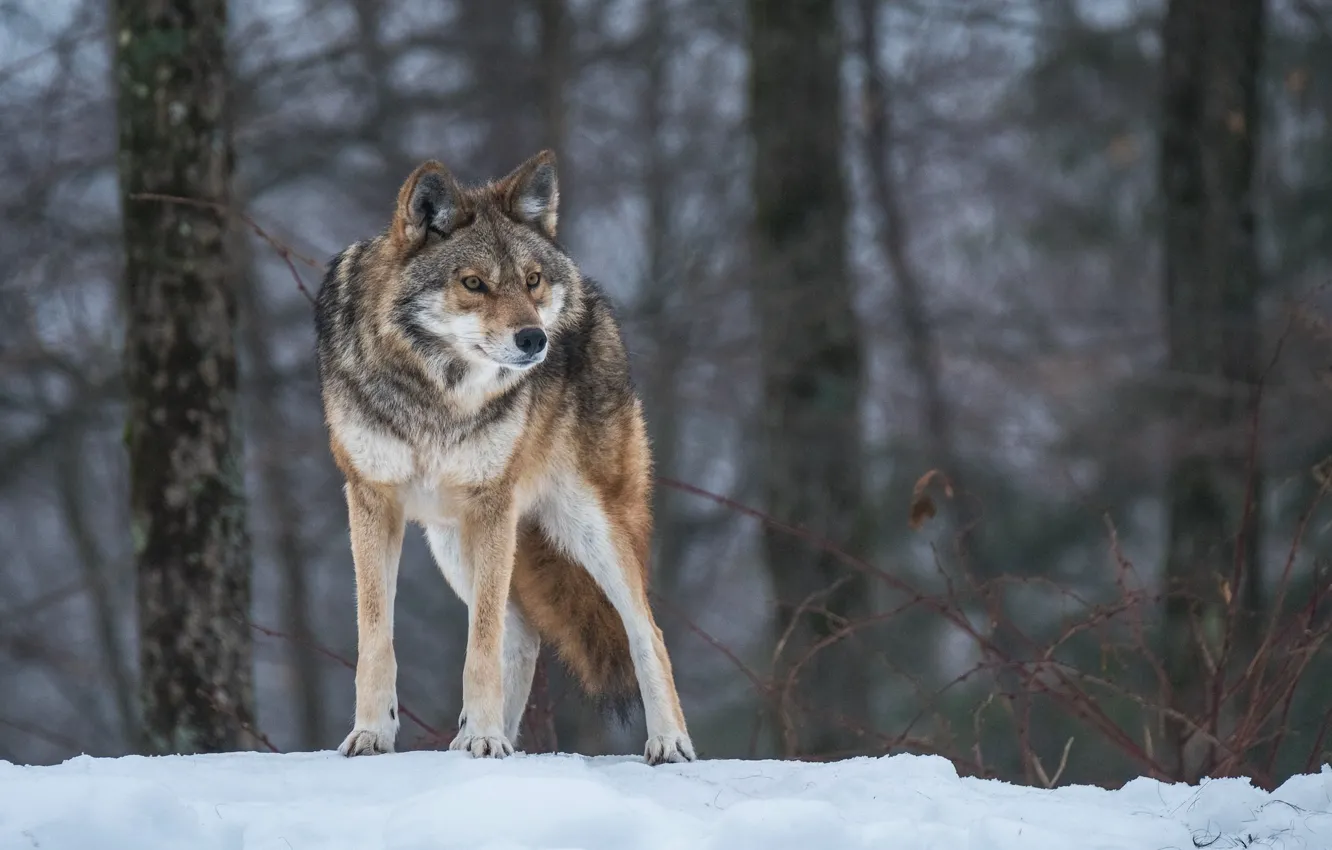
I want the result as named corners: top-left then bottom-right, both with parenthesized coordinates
top-left (393, 160), bottom-right (465, 249)
top-left (500, 150), bottom-right (559, 239)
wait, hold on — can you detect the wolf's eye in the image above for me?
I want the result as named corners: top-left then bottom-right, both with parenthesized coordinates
top-left (461, 275), bottom-right (486, 292)
top-left (526, 271), bottom-right (542, 289)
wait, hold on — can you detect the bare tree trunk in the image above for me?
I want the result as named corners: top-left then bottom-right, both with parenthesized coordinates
top-left (854, 0), bottom-right (1043, 779)
top-left (115, 0), bottom-right (256, 754)
top-left (234, 234), bottom-right (324, 752)
top-left (537, 0), bottom-right (572, 212)
top-left (57, 440), bottom-right (138, 752)
top-left (349, 0), bottom-right (412, 184)
top-left (639, 0), bottom-right (691, 602)
top-left (519, 0), bottom-right (571, 757)
top-left (749, 0), bottom-right (870, 758)
top-left (855, 0), bottom-right (955, 472)
top-left (462, 0), bottom-right (536, 178)
top-left (1159, 0), bottom-right (1265, 782)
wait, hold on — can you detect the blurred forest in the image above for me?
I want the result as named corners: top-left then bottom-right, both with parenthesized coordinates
top-left (4, 0), bottom-right (1332, 790)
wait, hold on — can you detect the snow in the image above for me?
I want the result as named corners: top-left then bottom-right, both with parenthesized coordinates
top-left (3, 750), bottom-right (1331, 850)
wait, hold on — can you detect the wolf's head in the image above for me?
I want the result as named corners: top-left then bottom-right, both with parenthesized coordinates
top-left (386, 151), bottom-right (579, 373)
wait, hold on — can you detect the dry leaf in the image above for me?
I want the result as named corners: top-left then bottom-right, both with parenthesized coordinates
top-left (909, 493), bottom-right (937, 530)
top-left (908, 468), bottom-right (954, 531)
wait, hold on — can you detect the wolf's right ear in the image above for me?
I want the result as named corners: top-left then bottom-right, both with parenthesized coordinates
top-left (393, 161), bottom-right (465, 249)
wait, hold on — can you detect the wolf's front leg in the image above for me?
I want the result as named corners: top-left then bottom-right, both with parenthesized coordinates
top-left (451, 494), bottom-right (519, 758)
top-left (339, 482), bottom-right (406, 756)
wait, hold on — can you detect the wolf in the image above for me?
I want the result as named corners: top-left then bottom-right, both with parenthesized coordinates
top-left (314, 150), bottom-right (696, 765)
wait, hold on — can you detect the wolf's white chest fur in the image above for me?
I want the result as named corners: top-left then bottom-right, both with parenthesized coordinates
top-left (331, 400), bottom-right (527, 525)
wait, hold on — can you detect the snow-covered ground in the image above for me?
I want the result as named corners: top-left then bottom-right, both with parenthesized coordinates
top-left (2, 750), bottom-right (1330, 849)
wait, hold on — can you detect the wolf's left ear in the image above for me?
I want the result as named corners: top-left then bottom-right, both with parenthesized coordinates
top-left (501, 150), bottom-right (559, 239)
top-left (394, 160), bottom-right (465, 249)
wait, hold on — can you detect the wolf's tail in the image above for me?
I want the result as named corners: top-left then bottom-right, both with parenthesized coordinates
top-left (510, 521), bottom-right (641, 723)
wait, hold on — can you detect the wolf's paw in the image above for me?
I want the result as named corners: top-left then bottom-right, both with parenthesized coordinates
top-left (644, 732), bottom-right (696, 765)
top-left (449, 725), bottom-right (514, 759)
top-left (339, 726), bottom-right (396, 757)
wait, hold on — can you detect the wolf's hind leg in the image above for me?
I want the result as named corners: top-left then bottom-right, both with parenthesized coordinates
top-left (502, 604), bottom-right (541, 744)
top-left (537, 476), bottom-right (695, 765)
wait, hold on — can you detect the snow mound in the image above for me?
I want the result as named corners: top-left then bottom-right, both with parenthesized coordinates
top-left (2, 750), bottom-right (1330, 849)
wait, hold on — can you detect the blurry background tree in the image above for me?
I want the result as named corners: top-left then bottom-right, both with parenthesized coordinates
top-left (1158, 0), bottom-right (1266, 782)
top-left (3, 0), bottom-right (1332, 789)
top-left (748, 0), bottom-right (868, 759)
top-left (113, 0), bottom-right (256, 754)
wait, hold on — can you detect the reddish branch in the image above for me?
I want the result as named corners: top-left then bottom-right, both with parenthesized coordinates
top-left (130, 193), bottom-right (320, 303)
top-left (247, 621), bottom-right (443, 742)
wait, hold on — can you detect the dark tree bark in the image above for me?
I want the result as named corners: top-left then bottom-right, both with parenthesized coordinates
top-left (462, 0), bottom-right (538, 179)
top-left (856, 0), bottom-right (1041, 778)
top-left (537, 0), bottom-right (572, 211)
top-left (115, 0), bottom-right (256, 754)
top-left (349, 0), bottom-right (413, 185)
top-left (856, 0), bottom-right (954, 472)
top-left (748, 0), bottom-right (870, 757)
top-left (58, 440), bottom-right (139, 752)
top-left (1159, 0), bottom-right (1266, 781)
top-left (233, 231), bottom-right (323, 752)
top-left (640, 0), bottom-right (691, 605)
top-left (519, 0), bottom-right (571, 757)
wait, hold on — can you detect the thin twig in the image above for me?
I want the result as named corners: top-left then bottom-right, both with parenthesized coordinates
top-left (129, 193), bottom-right (321, 303)
top-left (247, 620), bottom-right (441, 740)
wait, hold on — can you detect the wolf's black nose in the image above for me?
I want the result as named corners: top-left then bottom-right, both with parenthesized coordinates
top-left (514, 327), bottom-right (547, 355)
